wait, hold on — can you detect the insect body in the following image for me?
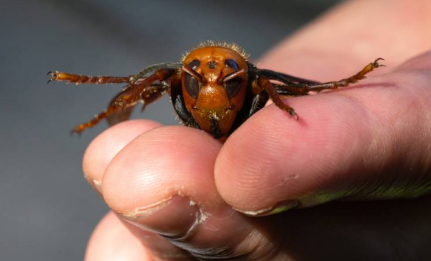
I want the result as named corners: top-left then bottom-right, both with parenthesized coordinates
top-left (48, 42), bottom-right (384, 138)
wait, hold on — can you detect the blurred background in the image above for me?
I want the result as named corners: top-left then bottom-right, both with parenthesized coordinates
top-left (0, 0), bottom-right (342, 260)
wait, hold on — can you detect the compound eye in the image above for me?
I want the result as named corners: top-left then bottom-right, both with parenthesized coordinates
top-left (225, 59), bottom-right (239, 71)
top-left (189, 59), bottom-right (200, 71)
top-left (224, 78), bottom-right (242, 98)
top-left (184, 73), bottom-right (200, 99)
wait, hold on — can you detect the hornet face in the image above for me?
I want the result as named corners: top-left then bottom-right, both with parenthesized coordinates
top-left (181, 46), bottom-right (248, 138)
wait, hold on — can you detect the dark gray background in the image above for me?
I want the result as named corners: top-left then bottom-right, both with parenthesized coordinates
top-left (0, 0), bottom-right (341, 260)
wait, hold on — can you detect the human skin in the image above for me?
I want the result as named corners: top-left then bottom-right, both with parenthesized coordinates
top-left (83, 0), bottom-right (431, 260)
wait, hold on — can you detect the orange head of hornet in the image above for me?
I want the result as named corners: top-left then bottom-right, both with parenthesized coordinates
top-left (181, 46), bottom-right (249, 138)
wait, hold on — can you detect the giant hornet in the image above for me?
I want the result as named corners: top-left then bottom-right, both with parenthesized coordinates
top-left (48, 42), bottom-right (384, 139)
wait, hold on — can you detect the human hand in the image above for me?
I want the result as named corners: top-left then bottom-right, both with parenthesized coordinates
top-left (83, 0), bottom-right (431, 260)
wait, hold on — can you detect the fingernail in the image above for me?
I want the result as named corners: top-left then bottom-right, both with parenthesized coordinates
top-left (91, 179), bottom-right (102, 194)
top-left (234, 200), bottom-right (299, 217)
top-left (120, 196), bottom-right (200, 238)
top-left (84, 176), bottom-right (103, 197)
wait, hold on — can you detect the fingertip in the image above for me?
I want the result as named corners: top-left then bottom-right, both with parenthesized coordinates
top-left (83, 120), bottom-right (163, 193)
top-left (101, 125), bottom-right (222, 215)
top-left (85, 212), bottom-right (153, 261)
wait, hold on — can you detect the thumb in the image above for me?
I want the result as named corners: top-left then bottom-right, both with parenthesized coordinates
top-left (215, 51), bottom-right (431, 214)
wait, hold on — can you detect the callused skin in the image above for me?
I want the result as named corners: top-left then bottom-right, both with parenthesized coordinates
top-left (181, 47), bottom-right (248, 138)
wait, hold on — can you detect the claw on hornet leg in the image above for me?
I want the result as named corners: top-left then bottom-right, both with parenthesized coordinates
top-left (373, 58), bottom-right (386, 67)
